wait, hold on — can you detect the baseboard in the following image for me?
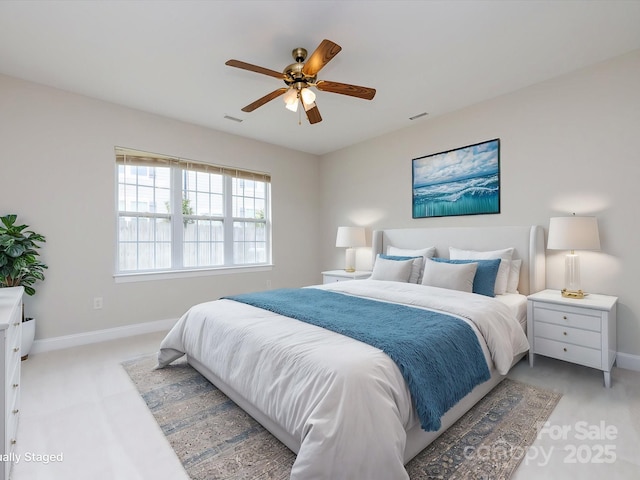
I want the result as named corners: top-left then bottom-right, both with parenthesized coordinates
top-left (616, 352), bottom-right (640, 372)
top-left (28, 320), bottom-right (640, 372)
top-left (30, 318), bottom-right (177, 355)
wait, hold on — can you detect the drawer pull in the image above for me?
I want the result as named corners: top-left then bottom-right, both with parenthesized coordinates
top-left (10, 439), bottom-right (16, 445)
top-left (563, 347), bottom-right (567, 352)
top-left (12, 383), bottom-right (19, 388)
top-left (563, 315), bottom-right (568, 320)
top-left (563, 331), bottom-right (567, 336)
top-left (13, 322), bottom-right (20, 326)
top-left (12, 409), bottom-right (18, 415)
top-left (13, 347), bottom-right (19, 353)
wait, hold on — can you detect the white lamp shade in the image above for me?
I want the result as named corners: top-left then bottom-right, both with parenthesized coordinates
top-left (283, 88), bottom-right (298, 104)
top-left (336, 226), bottom-right (366, 248)
top-left (285, 100), bottom-right (298, 112)
top-left (283, 89), bottom-right (299, 112)
top-left (547, 216), bottom-right (601, 251)
top-left (300, 88), bottom-right (316, 104)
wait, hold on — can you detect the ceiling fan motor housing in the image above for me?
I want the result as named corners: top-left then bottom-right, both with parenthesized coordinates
top-left (284, 48), bottom-right (316, 88)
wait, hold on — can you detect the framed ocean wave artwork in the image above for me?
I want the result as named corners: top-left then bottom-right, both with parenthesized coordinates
top-left (412, 139), bottom-right (500, 218)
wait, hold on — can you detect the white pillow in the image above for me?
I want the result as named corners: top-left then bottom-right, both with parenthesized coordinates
top-left (507, 258), bottom-right (522, 293)
top-left (421, 258), bottom-right (478, 293)
top-left (386, 246), bottom-right (436, 282)
top-left (449, 247), bottom-right (514, 295)
top-left (370, 257), bottom-right (414, 282)
top-left (379, 255), bottom-right (424, 283)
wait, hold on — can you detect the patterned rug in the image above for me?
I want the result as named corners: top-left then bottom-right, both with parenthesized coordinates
top-left (122, 355), bottom-right (561, 480)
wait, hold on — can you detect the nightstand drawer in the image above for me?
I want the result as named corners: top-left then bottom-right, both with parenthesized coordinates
top-left (533, 305), bottom-right (601, 332)
top-left (534, 322), bottom-right (601, 349)
top-left (321, 270), bottom-right (371, 284)
top-left (534, 337), bottom-right (602, 369)
top-left (323, 275), bottom-right (349, 283)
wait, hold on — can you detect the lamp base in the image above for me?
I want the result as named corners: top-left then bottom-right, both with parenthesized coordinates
top-left (562, 253), bottom-right (585, 299)
top-left (561, 288), bottom-right (586, 299)
top-left (343, 247), bottom-right (356, 273)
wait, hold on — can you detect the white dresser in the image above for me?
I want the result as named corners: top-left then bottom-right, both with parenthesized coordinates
top-left (0, 287), bottom-right (22, 479)
top-left (527, 289), bottom-right (617, 388)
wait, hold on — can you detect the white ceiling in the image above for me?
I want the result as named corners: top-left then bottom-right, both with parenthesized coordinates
top-left (1, 1), bottom-right (639, 156)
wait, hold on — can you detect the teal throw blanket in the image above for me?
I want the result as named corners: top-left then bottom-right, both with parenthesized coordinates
top-left (224, 288), bottom-right (490, 431)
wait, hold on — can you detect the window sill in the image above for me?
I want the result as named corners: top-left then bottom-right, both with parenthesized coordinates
top-left (114, 264), bottom-right (273, 283)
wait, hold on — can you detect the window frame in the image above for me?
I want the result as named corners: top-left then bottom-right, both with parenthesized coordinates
top-left (114, 148), bottom-right (272, 281)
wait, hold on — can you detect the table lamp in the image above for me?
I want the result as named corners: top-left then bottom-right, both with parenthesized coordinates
top-left (335, 226), bottom-right (366, 272)
top-left (547, 215), bottom-right (600, 299)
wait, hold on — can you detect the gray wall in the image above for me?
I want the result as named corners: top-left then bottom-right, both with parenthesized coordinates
top-left (0, 74), bottom-right (321, 339)
top-left (319, 50), bottom-right (640, 357)
top-left (2, 49), bottom-right (639, 360)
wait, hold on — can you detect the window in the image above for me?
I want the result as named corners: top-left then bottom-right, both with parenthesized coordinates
top-left (116, 147), bottom-right (270, 275)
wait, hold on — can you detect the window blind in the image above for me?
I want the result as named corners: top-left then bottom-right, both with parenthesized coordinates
top-left (115, 147), bottom-right (271, 183)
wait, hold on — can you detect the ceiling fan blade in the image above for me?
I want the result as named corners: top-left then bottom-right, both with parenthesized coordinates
top-left (302, 39), bottom-right (342, 77)
top-left (241, 88), bottom-right (288, 112)
top-left (225, 59), bottom-right (285, 80)
top-left (304, 102), bottom-right (322, 124)
top-left (316, 80), bottom-right (376, 100)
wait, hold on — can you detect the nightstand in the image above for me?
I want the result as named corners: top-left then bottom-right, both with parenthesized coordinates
top-left (322, 270), bottom-right (371, 284)
top-left (527, 289), bottom-right (617, 388)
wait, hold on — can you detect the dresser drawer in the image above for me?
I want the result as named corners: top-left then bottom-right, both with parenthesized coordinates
top-left (6, 340), bottom-right (21, 369)
top-left (7, 385), bottom-right (19, 444)
top-left (8, 361), bottom-right (20, 404)
top-left (6, 409), bottom-right (18, 456)
top-left (8, 321), bottom-right (20, 354)
top-left (534, 337), bottom-right (602, 369)
top-left (534, 322), bottom-right (601, 349)
top-left (533, 304), bottom-right (601, 332)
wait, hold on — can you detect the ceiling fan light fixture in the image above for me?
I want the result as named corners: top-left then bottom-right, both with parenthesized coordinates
top-left (300, 87), bottom-right (316, 104)
top-left (285, 99), bottom-right (299, 112)
top-left (283, 88), bottom-right (297, 103)
top-left (283, 88), bottom-right (299, 112)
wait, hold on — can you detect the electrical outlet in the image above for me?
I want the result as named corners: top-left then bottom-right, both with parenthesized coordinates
top-left (93, 297), bottom-right (103, 310)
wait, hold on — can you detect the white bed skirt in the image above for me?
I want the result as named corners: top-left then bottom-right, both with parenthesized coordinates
top-left (187, 354), bottom-right (522, 465)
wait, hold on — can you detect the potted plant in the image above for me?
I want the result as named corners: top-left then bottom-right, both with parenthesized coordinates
top-left (0, 214), bottom-right (47, 360)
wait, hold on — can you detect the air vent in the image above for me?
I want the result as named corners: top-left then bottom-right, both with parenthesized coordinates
top-left (409, 112), bottom-right (428, 121)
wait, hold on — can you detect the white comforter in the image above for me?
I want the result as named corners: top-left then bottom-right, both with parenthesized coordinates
top-left (157, 280), bottom-right (529, 480)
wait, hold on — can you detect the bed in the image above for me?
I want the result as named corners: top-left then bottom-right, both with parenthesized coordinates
top-left (158, 225), bottom-right (545, 480)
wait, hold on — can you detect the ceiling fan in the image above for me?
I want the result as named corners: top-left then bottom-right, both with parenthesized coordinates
top-left (225, 39), bottom-right (376, 125)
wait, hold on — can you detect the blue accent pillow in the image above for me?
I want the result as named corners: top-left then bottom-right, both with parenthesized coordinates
top-left (431, 258), bottom-right (501, 297)
top-left (379, 255), bottom-right (420, 261)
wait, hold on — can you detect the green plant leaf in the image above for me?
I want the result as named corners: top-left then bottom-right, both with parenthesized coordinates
top-left (6, 244), bottom-right (25, 257)
top-left (0, 214), bottom-right (47, 296)
top-left (0, 215), bottom-right (16, 228)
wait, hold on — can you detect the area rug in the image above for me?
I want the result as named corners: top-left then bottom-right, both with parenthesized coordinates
top-left (122, 355), bottom-right (561, 480)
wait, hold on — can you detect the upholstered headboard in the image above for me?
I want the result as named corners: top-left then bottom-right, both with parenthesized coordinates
top-left (372, 225), bottom-right (545, 295)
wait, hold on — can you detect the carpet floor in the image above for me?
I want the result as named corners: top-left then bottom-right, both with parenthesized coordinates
top-left (123, 355), bottom-right (561, 480)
